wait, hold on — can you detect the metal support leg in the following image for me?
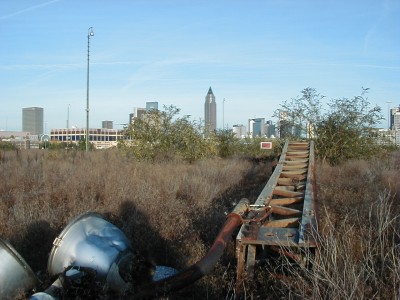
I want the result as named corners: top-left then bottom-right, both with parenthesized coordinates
top-left (246, 244), bottom-right (257, 280)
top-left (236, 243), bottom-right (247, 291)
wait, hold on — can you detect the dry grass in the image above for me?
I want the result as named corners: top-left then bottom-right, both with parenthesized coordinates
top-left (1, 149), bottom-right (399, 299)
top-left (0, 149), bottom-right (270, 299)
top-left (244, 152), bottom-right (400, 300)
top-left (268, 191), bottom-right (399, 300)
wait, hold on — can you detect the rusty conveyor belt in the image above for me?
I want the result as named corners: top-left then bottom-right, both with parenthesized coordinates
top-left (235, 140), bottom-right (318, 283)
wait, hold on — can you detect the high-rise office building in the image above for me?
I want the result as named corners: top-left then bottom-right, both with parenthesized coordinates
top-left (248, 118), bottom-right (265, 137)
top-left (278, 110), bottom-right (291, 138)
top-left (265, 120), bottom-right (276, 138)
top-left (130, 107), bottom-right (147, 124)
top-left (102, 120), bottom-right (113, 129)
top-left (232, 124), bottom-right (246, 138)
top-left (389, 106), bottom-right (400, 145)
top-left (390, 106), bottom-right (400, 131)
top-left (146, 101), bottom-right (158, 111)
top-left (204, 87), bottom-right (217, 131)
top-left (22, 107), bottom-right (43, 135)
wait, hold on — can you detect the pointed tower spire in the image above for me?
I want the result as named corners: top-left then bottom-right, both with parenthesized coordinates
top-left (204, 87), bottom-right (217, 132)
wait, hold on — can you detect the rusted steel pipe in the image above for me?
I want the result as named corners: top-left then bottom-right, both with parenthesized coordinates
top-left (134, 198), bottom-right (249, 299)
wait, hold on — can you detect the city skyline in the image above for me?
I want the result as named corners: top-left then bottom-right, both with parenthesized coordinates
top-left (1, 1), bottom-right (399, 132)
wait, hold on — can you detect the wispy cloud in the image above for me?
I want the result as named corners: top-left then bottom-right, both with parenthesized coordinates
top-left (362, 0), bottom-right (400, 55)
top-left (0, 63), bottom-right (80, 71)
top-left (277, 60), bottom-right (400, 70)
top-left (94, 61), bottom-right (136, 66)
top-left (0, 60), bottom-right (166, 72)
top-left (120, 56), bottom-right (220, 91)
top-left (0, 0), bottom-right (61, 20)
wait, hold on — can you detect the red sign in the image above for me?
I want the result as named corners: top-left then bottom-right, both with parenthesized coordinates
top-left (260, 142), bottom-right (272, 150)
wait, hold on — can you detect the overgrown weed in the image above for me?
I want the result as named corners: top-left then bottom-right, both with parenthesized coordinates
top-left (0, 149), bottom-right (399, 299)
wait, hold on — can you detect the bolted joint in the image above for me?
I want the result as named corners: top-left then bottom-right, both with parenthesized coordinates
top-left (226, 198), bottom-right (249, 224)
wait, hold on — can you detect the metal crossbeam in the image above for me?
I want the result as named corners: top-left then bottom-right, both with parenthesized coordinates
top-left (235, 140), bottom-right (319, 284)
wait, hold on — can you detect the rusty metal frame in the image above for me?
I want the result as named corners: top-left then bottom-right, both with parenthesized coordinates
top-left (235, 140), bottom-right (319, 286)
top-left (132, 140), bottom-right (318, 298)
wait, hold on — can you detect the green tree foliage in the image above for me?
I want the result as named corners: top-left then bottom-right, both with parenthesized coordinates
top-left (276, 87), bottom-right (384, 165)
top-left (274, 87), bottom-right (324, 139)
top-left (45, 141), bottom-right (81, 150)
top-left (316, 89), bottom-right (383, 164)
top-left (119, 105), bottom-right (217, 162)
top-left (212, 131), bottom-right (281, 159)
top-left (239, 136), bottom-right (283, 158)
top-left (77, 138), bottom-right (94, 151)
top-left (215, 129), bottom-right (240, 158)
top-left (0, 141), bottom-right (17, 150)
top-left (46, 142), bottom-right (66, 150)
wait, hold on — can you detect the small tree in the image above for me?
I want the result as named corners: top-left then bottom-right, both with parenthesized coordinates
top-left (235, 136), bottom-right (280, 159)
top-left (77, 138), bottom-right (94, 151)
top-left (214, 129), bottom-right (241, 158)
top-left (274, 87), bottom-right (324, 139)
top-left (120, 105), bottom-right (217, 162)
top-left (171, 116), bottom-right (218, 162)
top-left (46, 142), bottom-right (66, 150)
top-left (276, 87), bottom-right (384, 165)
top-left (316, 88), bottom-right (383, 164)
top-left (0, 141), bottom-right (16, 150)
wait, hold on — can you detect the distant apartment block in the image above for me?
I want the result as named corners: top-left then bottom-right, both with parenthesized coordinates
top-left (278, 110), bottom-right (290, 138)
top-left (248, 118), bottom-right (265, 137)
top-left (394, 106), bottom-right (400, 144)
top-left (232, 124), bottom-right (246, 139)
top-left (22, 107), bottom-right (43, 135)
top-left (129, 102), bottom-right (159, 125)
top-left (391, 106), bottom-right (400, 131)
top-left (386, 105), bottom-right (400, 145)
top-left (204, 87), bottom-right (217, 131)
top-left (102, 120), bottom-right (113, 129)
top-left (265, 120), bottom-right (276, 138)
top-left (146, 101), bottom-right (158, 111)
top-left (129, 107), bottom-right (147, 124)
top-left (50, 128), bottom-right (124, 149)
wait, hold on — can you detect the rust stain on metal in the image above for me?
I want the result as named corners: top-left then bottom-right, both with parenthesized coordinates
top-left (235, 140), bottom-right (319, 286)
top-left (135, 199), bottom-right (250, 299)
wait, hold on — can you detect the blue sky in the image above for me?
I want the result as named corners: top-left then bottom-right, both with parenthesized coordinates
top-left (1, 0), bottom-right (399, 132)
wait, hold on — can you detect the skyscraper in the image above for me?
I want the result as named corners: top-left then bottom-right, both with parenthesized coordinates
top-left (102, 120), bottom-right (113, 129)
top-left (204, 87), bottom-right (216, 131)
top-left (232, 124), bottom-right (246, 138)
top-left (390, 106), bottom-right (400, 131)
top-left (265, 120), bottom-right (276, 138)
top-left (248, 118), bottom-right (265, 137)
top-left (130, 107), bottom-right (147, 124)
top-left (146, 101), bottom-right (158, 111)
top-left (22, 107), bottom-right (43, 135)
